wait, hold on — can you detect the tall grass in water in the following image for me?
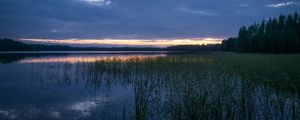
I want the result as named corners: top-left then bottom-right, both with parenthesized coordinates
top-left (30, 54), bottom-right (300, 120)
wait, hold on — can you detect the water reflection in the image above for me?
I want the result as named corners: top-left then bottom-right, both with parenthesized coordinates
top-left (19, 55), bottom-right (166, 63)
top-left (0, 53), bottom-right (300, 119)
top-left (0, 53), bottom-right (165, 120)
top-left (0, 53), bottom-right (167, 64)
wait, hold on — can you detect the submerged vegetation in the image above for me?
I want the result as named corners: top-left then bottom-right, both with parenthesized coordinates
top-left (25, 53), bottom-right (300, 119)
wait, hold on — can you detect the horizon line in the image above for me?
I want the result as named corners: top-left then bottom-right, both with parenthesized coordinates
top-left (20, 38), bottom-right (223, 48)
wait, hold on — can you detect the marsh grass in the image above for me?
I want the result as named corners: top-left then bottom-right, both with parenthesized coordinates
top-left (30, 53), bottom-right (300, 120)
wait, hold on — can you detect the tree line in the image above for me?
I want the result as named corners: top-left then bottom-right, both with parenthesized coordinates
top-left (167, 45), bottom-right (221, 51)
top-left (0, 38), bottom-right (74, 51)
top-left (0, 38), bottom-right (165, 51)
top-left (222, 12), bottom-right (300, 53)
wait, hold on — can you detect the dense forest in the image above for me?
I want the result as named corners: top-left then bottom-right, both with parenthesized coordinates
top-left (222, 12), bottom-right (300, 53)
top-left (0, 39), bottom-right (74, 51)
top-left (167, 44), bottom-right (222, 51)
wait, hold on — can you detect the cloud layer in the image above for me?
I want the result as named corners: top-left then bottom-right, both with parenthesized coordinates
top-left (0, 0), bottom-right (299, 40)
top-left (268, 2), bottom-right (295, 8)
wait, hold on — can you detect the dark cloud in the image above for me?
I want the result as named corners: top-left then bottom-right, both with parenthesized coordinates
top-left (0, 0), bottom-right (299, 39)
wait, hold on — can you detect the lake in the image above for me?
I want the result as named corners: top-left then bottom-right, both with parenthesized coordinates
top-left (0, 52), bottom-right (300, 120)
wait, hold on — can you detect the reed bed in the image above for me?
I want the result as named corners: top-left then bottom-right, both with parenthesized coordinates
top-left (30, 54), bottom-right (300, 120)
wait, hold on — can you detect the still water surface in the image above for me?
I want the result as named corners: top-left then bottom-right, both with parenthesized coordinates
top-left (0, 52), bottom-right (300, 120)
top-left (0, 53), bottom-right (166, 119)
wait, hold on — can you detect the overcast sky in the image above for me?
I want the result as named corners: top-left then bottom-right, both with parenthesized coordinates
top-left (0, 0), bottom-right (300, 41)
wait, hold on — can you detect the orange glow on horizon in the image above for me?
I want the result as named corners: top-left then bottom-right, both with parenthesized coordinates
top-left (20, 38), bottom-right (223, 47)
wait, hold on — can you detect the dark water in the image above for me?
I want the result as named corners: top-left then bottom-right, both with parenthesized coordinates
top-left (0, 52), bottom-right (300, 120)
top-left (0, 53), bottom-right (166, 120)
